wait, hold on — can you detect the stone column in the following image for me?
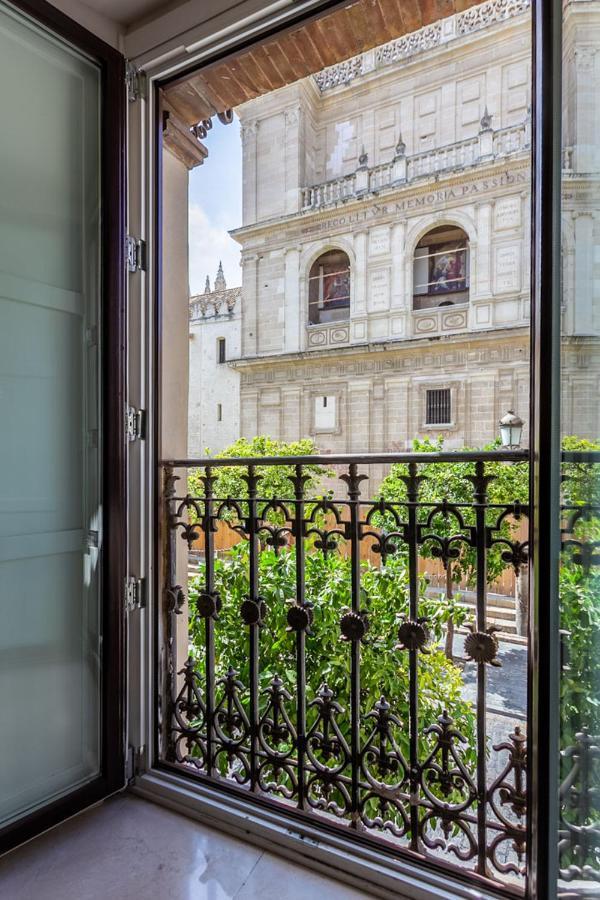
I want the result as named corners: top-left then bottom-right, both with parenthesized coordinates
top-left (385, 377), bottom-right (409, 450)
top-left (347, 381), bottom-right (371, 453)
top-left (241, 120), bottom-right (259, 224)
top-left (573, 48), bottom-right (599, 173)
top-left (281, 387), bottom-right (302, 442)
top-left (353, 231), bottom-right (367, 317)
top-left (284, 108), bottom-right (302, 216)
top-left (391, 219), bottom-right (407, 309)
top-left (241, 254), bottom-right (260, 357)
top-left (574, 211), bottom-right (595, 333)
top-left (241, 387), bottom-right (260, 437)
top-left (284, 247), bottom-right (301, 353)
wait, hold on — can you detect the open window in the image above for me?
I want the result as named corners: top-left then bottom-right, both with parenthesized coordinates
top-left (308, 249), bottom-right (351, 324)
top-left (413, 224), bottom-right (469, 310)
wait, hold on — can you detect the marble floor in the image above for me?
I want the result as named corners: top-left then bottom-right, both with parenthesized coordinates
top-left (0, 793), bottom-right (375, 899)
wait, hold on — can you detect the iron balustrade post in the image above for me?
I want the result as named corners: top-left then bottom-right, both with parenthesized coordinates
top-left (291, 464), bottom-right (308, 810)
top-left (202, 466), bottom-right (216, 777)
top-left (344, 463), bottom-right (366, 828)
top-left (472, 460), bottom-right (491, 876)
top-left (246, 465), bottom-right (261, 792)
top-left (406, 462), bottom-right (421, 852)
top-left (157, 452), bottom-right (531, 891)
top-left (163, 465), bottom-right (180, 763)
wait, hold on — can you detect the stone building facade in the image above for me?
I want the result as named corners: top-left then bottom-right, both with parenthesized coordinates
top-left (188, 263), bottom-right (242, 455)
top-left (189, 0), bottom-right (600, 458)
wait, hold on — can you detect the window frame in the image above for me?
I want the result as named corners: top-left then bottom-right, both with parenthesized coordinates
top-left (412, 224), bottom-right (471, 310)
top-left (127, 0), bottom-right (565, 896)
top-left (307, 248), bottom-right (351, 325)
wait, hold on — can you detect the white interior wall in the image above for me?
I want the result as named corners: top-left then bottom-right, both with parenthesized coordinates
top-left (43, 0), bottom-right (330, 66)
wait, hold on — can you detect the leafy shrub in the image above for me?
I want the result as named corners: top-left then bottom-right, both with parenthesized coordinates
top-left (188, 543), bottom-right (477, 772)
top-left (377, 437), bottom-right (528, 589)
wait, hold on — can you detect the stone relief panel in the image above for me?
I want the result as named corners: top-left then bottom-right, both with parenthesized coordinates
top-left (414, 89), bottom-right (440, 151)
top-left (457, 74), bottom-right (485, 138)
top-left (326, 118), bottom-right (358, 179)
top-left (306, 322), bottom-right (350, 349)
top-left (494, 242), bottom-right (521, 293)
top-left (369, 225), bottom-right (391, 256)
top-left (502, 60), bottom-right (530, 125)
top-left (376, 107), bottom-right (397, 158)
top-left (368, 267), bottom-right (391, 311)
top-left (494, 196), bottom-right (522, 231)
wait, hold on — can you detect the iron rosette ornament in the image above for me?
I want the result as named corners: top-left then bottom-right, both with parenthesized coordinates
top-left (464, 623), bottom-right (501, 666)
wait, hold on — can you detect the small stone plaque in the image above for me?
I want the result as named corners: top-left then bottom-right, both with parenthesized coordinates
top-left (368, 267), bottom-right (390, 310)
top-left (495, 244), bottom-right (520, 292)
top-left (494, 197), bottom-right (521, 231)
top-left (369, 226), bottom-right (390, 256)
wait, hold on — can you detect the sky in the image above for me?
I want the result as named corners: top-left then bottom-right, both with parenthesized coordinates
top-left (188, 115), bottom-right (243, 295)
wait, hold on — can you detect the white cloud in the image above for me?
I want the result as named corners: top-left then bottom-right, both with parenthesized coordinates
top-left (188, 202), bottom-right (242, 294)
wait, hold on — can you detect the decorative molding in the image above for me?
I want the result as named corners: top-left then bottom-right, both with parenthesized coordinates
top-left (301, 124), bottom-right (530, 212)
top-left (189, 286), bottom-right (242, 321)
top-left (312, 0), bottom-right (530, 94)
top-left (456, 0), bottom-right (531, 36)
top-left (239, 340), bottom-right (529, 387)
top-left (306, 322), bottom-right (350, 349)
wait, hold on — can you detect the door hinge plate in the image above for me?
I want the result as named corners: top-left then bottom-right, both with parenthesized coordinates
top-left (125, 576), bottom-right (146, 613)
top-left (126, 62), bottom-right (146, 102)
top-left (126, 405), bottom-right (146, 442)
top-left (126, 744), bottom-right (146, 783)
top-left (126, 235), bottom-right (146, 273)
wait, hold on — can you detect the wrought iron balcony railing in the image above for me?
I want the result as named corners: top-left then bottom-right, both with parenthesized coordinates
top-left (158, 450), bottom-right (600, 895)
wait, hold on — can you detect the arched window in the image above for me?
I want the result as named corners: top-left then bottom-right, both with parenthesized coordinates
top-left (413, 225), bottom-right (469, 310)
top-left (308, 249), bottom-right (350, 325)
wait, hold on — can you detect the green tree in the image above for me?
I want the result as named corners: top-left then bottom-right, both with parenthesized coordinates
top-left (189, 543), bottom-right (477, 812)
top-left (188, 436), bottom-right (330, 521)
top-left (377, 437), bottom-right (529, 653)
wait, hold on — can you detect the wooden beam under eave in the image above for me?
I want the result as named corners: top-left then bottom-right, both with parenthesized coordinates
top-left (161, 0), bottom-right (483, 128)
top-left (162, 104), bottom-right (208, 170)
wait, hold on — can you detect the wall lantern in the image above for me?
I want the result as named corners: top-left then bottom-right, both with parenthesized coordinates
top-left (499, 409), bottom-right (524, 449)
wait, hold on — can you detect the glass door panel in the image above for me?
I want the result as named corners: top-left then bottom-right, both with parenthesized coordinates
top-left (558, 3), bottom-right (600, 894)
top-left (0, 1), bottom-right (102, 825)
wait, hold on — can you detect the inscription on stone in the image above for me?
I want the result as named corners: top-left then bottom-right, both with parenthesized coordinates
top-left (495, 244), bottom-right (520, 292)
top-left (369, 226), bottom-right (390, 256)
top-left (494, 196), bottom-right (521, 231)
top-left (368, 268), bottom-right (391, 311)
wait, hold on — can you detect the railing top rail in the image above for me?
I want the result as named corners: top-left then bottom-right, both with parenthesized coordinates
top-left (160, 449), bottom-right (529, 468)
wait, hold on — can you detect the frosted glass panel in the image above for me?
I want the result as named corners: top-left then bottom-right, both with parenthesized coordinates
top-left (0, 2), bottom-right (102, 825)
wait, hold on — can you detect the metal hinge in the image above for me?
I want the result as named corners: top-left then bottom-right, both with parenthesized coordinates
top-left (125, 576), bottom-right (146, 613)
top-left (126, 744), bottom-right (146, 784)
top-left (126, 405), bottom-right (146, 441)
top-left (126, 235), bottom-right (146, 273)
top-left (126, 62), bottom-right (145, 102)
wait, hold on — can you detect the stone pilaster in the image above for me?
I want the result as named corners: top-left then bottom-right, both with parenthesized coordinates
top-left (352, 231), bottom-right (367, 316)
top-left (391, 219), bottom-right (407, 309)
top-left (241, 254), bottom-right (259, 357)
top-left (284, 247), bottom-right (301, 352)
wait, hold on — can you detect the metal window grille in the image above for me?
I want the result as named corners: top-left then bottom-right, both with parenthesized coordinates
top-left (426, 388), bottom-right (451, 425)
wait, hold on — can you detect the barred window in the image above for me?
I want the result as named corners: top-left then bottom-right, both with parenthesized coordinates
top-left (426, 388), bottom-right (452, 425)
top-left (217, 337), bottom-right (226, 363)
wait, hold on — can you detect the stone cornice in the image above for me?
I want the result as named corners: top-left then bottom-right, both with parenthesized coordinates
top-left (231, 157), bottom-right (530, 247)
top-left (229, 324), bottom-right (529, 372)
